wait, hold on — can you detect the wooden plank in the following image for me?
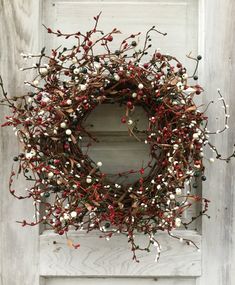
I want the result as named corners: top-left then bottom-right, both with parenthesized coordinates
top-left (83, 104), bottom-right (148, 132)
top-left (42, 0), bottom-right (198, 75)
top-left (44, 277), bottom-right (196, 285)
top-left (0, 1), bottom-right (41, 284)
top-left (196, 0), bottom-right (235, 285)
top-left (40, 230), bottom-right (201, 277)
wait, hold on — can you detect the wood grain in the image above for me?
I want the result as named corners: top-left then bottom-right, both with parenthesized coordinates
top-left (42, 0), bottom-right (198, 75)
top-left (40, 230), bottom-right (201, 277)
top-left (0, 1), bottom-right (41, 285)
top-left (44, 277), bottom-right (196, 285)
top-left (196, 0), bottom-right (235, 284)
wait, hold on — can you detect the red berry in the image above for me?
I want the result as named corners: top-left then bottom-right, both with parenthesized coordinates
top-left (55, 208), bottom-right (61, 214)
top-left (127, 101), bottom-right (133, 109)
top-left (121, 116), bottom-right (127, 123)
top-left (73, 243), bottom-right (80, 249)
top-left (107, 35), bottom-right (113, 41)
top-left (87, 40), bottom-right (93, 46)
top-left (155, 52), bottom-right (162, 59)
top-left (64, 143), bottom-right (70, 150)
top-left (143, 63), bottom-right (149, 69)
top-left (36, 94), bottom-right (42, 101)
top-left (155, 91), bottom-right (160, 97)
top-left (194, 160), bottom-right (201, 165)
top-left (118, 71), bottom-right (123, 77)
top-left (76, 208), bottom-right (81, 214)
top-left (84, 103), bottom-right (90, 110)
top-left (58, 230), bottom-right (64, 235)
top-left (177, 63), bottom-right (182, 68)
top-left (83, 45), bottom-right (89, 51)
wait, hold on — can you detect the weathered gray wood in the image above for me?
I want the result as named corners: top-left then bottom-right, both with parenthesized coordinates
top-left (42, 0), bottom-right (198, 74)
top-left (40, 230), bottom-right (201, 277)
top-left (196, 0), bottom-right (235, 284)
top-left (0, 1), bottom-right (41, 285)
top-left (81, 104), bottom-right (151, 183)
top-left (43, 277), bottom-right (196, 285)
top-left (83, 104), bottom-right (148, 132)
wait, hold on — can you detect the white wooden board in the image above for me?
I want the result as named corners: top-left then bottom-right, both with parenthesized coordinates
top-left (44, 277), bottom-right (196, 285)
top-left (42, 0), bottom-right (198, 75)
top-left (0, 1), bottom-right (41, 285)
top-left (196, 0), bottom-right (235, 284)
top-left (40, 230), bottom-right (201, 276)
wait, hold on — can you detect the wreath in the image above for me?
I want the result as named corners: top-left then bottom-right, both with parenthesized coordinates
top-left (0, 13), bottom-right (234, 262)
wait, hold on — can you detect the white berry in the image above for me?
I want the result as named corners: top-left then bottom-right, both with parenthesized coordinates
top-left (193, 133), bottom-right (199, 140)
top-left (80, 84), bottom-right (87, 91)
top-left (72, 57), bottom-right (77, 64)
top-left (73, 68), bottom-right (80, 74)
top-left (70, 211), bottom-right (77, 218)
top-left (199, 152), bottom-right (204, 157)
top-left (25, 150), bottom-right (36, 159)
top-left (63, 213), bottom-right (70, 220)
top-left (86, 176), bottom-right (92, 184)
top-left (170, 194), bottom-right (175, 200)
top-left (114, 74), bottom-right (120, 81)
top-left (48, 172), bottom-right (54, 178)
top-left (65, 129), bottom-right (72, 135)
top-left (176, 188), bottom-right (182, 195)
top-left (33, 80), bottom-right (39, 86)
top-left (60, 122), bottom-right (66, 128)
top-left (39, 67), bottom-right (48, 76)
top-left (175, 218), bottom-right (181, 227)
top-left (173, 144), bottom-right (179, 150)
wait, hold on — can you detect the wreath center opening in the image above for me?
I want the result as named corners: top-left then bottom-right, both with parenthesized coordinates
top-left (81, 103), bottom-right (153, 184)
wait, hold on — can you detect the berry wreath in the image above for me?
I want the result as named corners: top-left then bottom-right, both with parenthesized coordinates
top-left (0, 13), bottom-right (234, 262)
